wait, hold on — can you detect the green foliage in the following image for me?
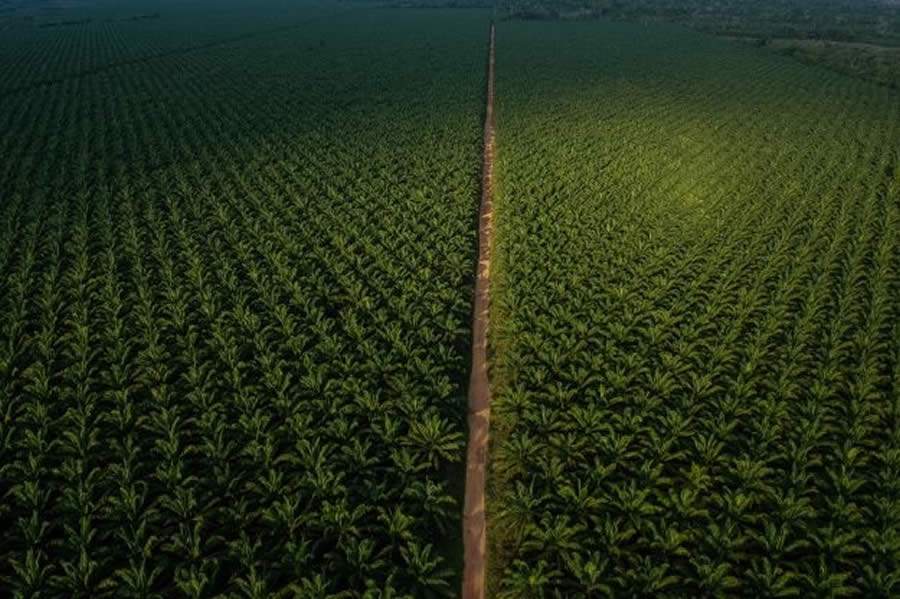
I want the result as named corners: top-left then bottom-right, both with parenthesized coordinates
top-left (767, 40), bottom-right (900, 90)
top-left (499, 0), bottom-right (900, 46)
top-left (489, 19), bottom-right (900, 597)
top-left (497, 0), bottom-right (900, 89)
top-left (0, 2), bottom-right (489, 595)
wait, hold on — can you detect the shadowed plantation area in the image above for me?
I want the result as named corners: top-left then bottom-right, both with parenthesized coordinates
top-left (0, 3), bottom-right (490, 595)
top-left (0, 0), bottom-right (340, 91)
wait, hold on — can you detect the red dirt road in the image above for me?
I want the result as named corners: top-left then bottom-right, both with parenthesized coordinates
top-left (462, 22), bottom-right (495, 599)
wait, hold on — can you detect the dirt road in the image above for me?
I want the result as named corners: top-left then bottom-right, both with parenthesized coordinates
top-left (462, 21), bottom-right (495, 599)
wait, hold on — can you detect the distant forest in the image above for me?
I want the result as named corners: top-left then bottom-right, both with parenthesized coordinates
top-left (500, 0), bottom-right (900, 43)
top-left (388, 0), bottom-right (900, 87)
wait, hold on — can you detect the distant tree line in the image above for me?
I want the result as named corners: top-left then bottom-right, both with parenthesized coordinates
top-left (496, 0), bottom-right (900, 45)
